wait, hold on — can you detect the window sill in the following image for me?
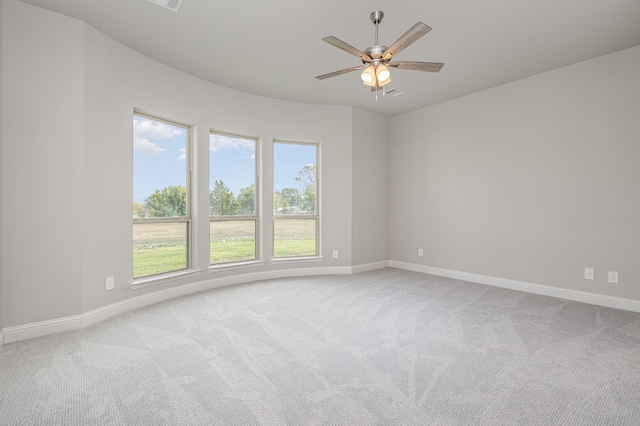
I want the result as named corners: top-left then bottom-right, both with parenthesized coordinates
top-left (271, 256), bottom-right (324, 264)
top-left (208, 259), bottom-right (266, 272)
top-left (131, 269), bottom-right (201, 290)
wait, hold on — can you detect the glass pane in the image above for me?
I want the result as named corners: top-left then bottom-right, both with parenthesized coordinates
top-left (209, 134), bottom-right (256, 216)
top-left (274, 143), bottom-right (316, 215)
top-left (133, 115), bottom-right (188, 218)
top-left (133, 222), bottom-right (188, 278)
top-left (274, 218), bottom-right (317, 257)
top-left (210, 220), bottom-right (256, 264)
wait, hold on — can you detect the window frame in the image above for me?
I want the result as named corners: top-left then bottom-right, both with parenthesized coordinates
top-left (208, 131), bottom-right (261, 267)
top-left (132, 111), bottom-right (193, 282)
top-left (272, 140), bottom-right (320, 259)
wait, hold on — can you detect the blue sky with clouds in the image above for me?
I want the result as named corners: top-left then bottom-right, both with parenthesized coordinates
top-left (209, 134), bottom-right (255, 195)
top-left (133, 116), bottom-right (316, 203)
top-left (273, 142), bottom-right (316, 192)
top-left (133, 116), bottom-right (187, 203)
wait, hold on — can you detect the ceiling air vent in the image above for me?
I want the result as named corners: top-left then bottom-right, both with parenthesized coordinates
top-left (146, 0), bottom-right (183, 12)
top-left (383, 88), bottom-right (404, 97)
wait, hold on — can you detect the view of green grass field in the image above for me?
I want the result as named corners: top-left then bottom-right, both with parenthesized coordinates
top-left (133, 222), bottom-right (188, 278)
top-left (134, 219), bottom-right (316, 278)
top-left (273, 218), bottom-right (317, 257)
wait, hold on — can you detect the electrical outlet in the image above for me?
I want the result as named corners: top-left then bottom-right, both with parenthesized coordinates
top-left (332, 250), bottom-right (338, 258)
top-left (608, 271), bottom-right (619, 284)
top-left (584, 268), bottom-right (594, 280)
top-left (105, 276), bottom-right (115, 291)
top-left (418, 248), bottom-right (423, 257)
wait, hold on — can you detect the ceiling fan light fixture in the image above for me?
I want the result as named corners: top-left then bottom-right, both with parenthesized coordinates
top-left (361, 65), bottom-right (375, 83)
top-left (378, 75), bottom-right (391, 86)
top-left (376, 64), bottom-right (390, 81)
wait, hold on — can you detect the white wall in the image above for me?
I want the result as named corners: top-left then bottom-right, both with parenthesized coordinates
top-left (390, 45), bottom-right (640, 301)
top-left (2, 0), bottom-right (357, 328)
top-left (351, 108), bottom-right (390, 266)
top-left (2, 0), bottom-right (84, 327)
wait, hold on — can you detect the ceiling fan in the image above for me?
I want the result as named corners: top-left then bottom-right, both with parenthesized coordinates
top-left (316, 11), bottom-right (444, 93)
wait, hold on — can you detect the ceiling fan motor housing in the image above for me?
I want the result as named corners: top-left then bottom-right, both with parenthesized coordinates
top-left (363, 46), bottom-right (389, 63)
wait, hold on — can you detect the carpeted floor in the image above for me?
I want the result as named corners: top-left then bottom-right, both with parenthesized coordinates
top-left (1, 268), bottom-right (640, 425)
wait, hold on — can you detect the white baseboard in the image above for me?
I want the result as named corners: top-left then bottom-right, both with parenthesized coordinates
top-left (389, 260), bottom-right (640, 313)
top-left (9, 260), bottom-right (635, 346)
top-left (0, 329), bottom-right (4, 347)
top-left (3, 313), bottom-right (86, 344)
top-left (352, 260), bottom-right (390, 274)
top-left (1, 264), bottom-right (374, 345)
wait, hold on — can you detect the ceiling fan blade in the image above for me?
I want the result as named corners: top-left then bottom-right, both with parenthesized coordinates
top-left (316, 66), bottom-right (364, 80)
top-left (316, 66), bottom-right (363, 80)
top-left (389, 61), bottom-right (444, 72)
top-left (322, 36), bottom-right (372, 62)
top-left (382, 22), bottom-right (432, 60)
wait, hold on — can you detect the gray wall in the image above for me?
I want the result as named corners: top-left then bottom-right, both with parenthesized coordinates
top-left (2, 0), bottom-right (358, 328)
top-left (390, 45), bottom-right (640, 300)
top-left (3, 0), bottom-right (84, 326)
top-left (351, 108), bottom-right (390, 266)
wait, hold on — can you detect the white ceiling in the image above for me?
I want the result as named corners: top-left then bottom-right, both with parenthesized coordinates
top-left (17, 0), bottom-right (640, 117)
